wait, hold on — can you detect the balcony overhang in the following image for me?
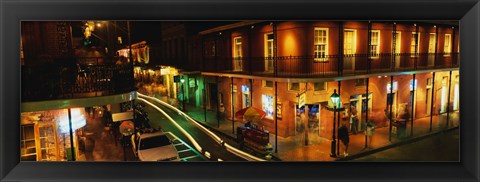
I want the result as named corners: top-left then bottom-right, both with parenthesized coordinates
top-left (201, 67), bottom-right (459, 83)
top-left (22, 91), bottom-right (138, 112)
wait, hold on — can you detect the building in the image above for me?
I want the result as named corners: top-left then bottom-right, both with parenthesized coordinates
top-left (197, 21), bottom-right (459, 151)
top-left (20, 21), bottom-right (137, 161)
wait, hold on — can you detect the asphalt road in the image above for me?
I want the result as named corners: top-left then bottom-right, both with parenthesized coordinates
top-left (142, 98), bottom-right (246, 161)
top-left (353, 128), bottom-right (459, 161)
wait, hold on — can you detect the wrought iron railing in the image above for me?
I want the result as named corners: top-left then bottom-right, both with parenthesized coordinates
top-left (202, 53), bottom-right (459, 78)
top-left (22, 59), bottom-right (135, 102)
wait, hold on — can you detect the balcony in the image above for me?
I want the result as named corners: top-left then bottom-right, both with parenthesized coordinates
top-left (202, 53), bottom-right (459, 78)
top-left (22, 57), bottom-right (135, 102)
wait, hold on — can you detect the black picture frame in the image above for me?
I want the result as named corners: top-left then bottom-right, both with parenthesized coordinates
top-left (1, 0), bottom-right (479, 181)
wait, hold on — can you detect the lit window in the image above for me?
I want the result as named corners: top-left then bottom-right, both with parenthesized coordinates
top-left (369, 30), bottom-right (380, 58)
top-left (262, 94), bottom-right (274, 119)
top-left (117, 36), bottom-right (123, 44)
top-left (409, 79), bottom-right (418, 91)
top-left (288, 83), bottom-right (300, 91)
top-left (410, 32), bottom-right (420, 57)
top-left (393, 31), bottom-right (401, 54)
top-left (444, 34), bottom-right (452, 56)
top-left (265, 33), bottom-right (274, 71)
top-left (233, 37), bottom-right (243, 71)
top-left (428, 33), bottom-right (436, 53)
top-left (314, 28), bottom-right (328, 62)
top-left (262, 80), bottom-right (273, 88)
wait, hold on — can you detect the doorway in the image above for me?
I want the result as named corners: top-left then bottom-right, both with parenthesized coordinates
top-left (241, 85), bottom-right (251, 109)
top-left (343, 29), bottom-right (356, 72)
top-left (295, 104), bottom-right (321, 138)
top-left (208, 83), bottom-right (218, 110)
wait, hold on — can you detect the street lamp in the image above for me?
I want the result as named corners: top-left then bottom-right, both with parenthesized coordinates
top-left (330, 89), bottom-right (340, 157)
top-left (180, 77), bottom-right (186, 112)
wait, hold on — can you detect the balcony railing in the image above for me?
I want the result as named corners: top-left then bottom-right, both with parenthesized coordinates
top-left (203, 53), bottom-right (459, 78)
top-left (22, 60), bottom-right (135, 102)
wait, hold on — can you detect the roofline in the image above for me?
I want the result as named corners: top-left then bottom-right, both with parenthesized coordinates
top-left (199, 21), bottom-right (265, 35)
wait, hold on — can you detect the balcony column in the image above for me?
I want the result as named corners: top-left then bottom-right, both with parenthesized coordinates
top-left (67, 108), bottom-right (76, 161)
top-left (216, 76), bottom-right (220, 128)
top-left (336, 81), bottom-right (341, 156)
top-left (231, 77), bottom-right (235, 134)
top-left (273, 22), bottom-right (278, 77)
top-left (275, 81), bottom-right (278, 153)
top-left (250, 79), bottom-right (253, 106)
top-left (365, 78), bottom-right (369, 148)
top-left (367, 21), bottom-right (372, 74)
top-left (127, 21), bottom-right (137, 132)
top-left (411, 74), bottom-right (416, 137)
top-left (414, 24), bottom-right (419, 69)
top-left (389, 76), bottom-right (394, 141)
top-left (430, 72), bottom-right (436, 132)
top-left (392, 22), bottom-right (397, 72)
top-left (203, 76), bottom-right (207, 123)
top-left (446, 71), bottom-right (452, 127)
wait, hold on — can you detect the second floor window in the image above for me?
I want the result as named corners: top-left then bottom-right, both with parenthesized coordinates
top-left (314, 82), bottom-right (327, 92)
top-left (444, 34), bottom-right (452, 56)
top-left (393, 31), bottom-right (401, 54)
top-left (288, 82), bottom-right (300, 91)
top-left (314, 28), bottom-right (328, 62)
top-left (233, 37), bottom-right (242, 58)
top-left (428, 33), bottom-right (436, 54)
top-left (369, 30), bottom-right (380, 58)
top-left (263, 80), bottom-right (273, 88)
top-left (410, 32), bottom-right (420, 57)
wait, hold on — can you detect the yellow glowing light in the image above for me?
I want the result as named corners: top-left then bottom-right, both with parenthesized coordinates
top-left (96, 23), bottom-right (102, 27)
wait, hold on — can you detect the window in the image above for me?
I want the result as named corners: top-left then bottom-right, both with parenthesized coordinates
top-left (117, 36), bottom-right (123, 44)
top-left (314, 28), bottom-right (328, 62)
top-left (344, 29), bottom-right (356, 55)
top-left (444, 34), bottom-right (452, 56)
top-left (428, 33), bottom-right (436, 53)
top-left (393, 31), bottom-right (401, 54)
top-left (265, 33), bottom-right (274, 71)
top-left (233, 37), bottom-right (243, 58)
top-left (262, 80), bottom-right (273, 88)
top-left (409, 79), bottom-right (418, 91)
top-left (262, 94), bottom-right (274, 119)
top-left (369, 30), bottom-right (380, 58)
top-left (314, 82), bottom-right (327, 91)
top-left (21, 125), bottom-right (36, 161)
top-left (410, 32), bottom-right (420, 57)
top-left (355, 79), bottom-right (366, 86)
top-left (233, 37), bottom-right (243, 71)
top-left (288, 82), bottom-right (300, 91)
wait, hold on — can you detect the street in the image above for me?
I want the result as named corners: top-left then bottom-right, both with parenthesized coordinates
top-left (141, 97), bottom-right (246, 161)
top-left (352, 128), bottom-right (459, 161)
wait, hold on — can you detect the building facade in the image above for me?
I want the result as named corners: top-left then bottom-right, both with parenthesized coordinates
top-left (198, 21), bottom-right (459, 146)
top-left (20, 21), bottom-right (137, 161)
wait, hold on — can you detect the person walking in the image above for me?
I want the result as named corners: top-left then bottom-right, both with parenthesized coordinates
top-left (350, 105), bottom-right (358, 134)
top-left (365, 120), bottom-right (375, 149)
top-left (338, 122), bottom-right (350, 157)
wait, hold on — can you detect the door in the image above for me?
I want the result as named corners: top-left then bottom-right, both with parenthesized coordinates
top-left (426, 78), bottom-right (433, 116)
top-left (264, 33), bottom-right (274, 72)
top-left (241, 85), bottom-right (250, 109)
top-left (394, 32), bottom-right (401, 68)
top-left (428, 33), bottom-right (436, 66)
top-left (37, 123), bottom-right (58, 161)
top-left (344, 29), bottom-right (356, 71)
top-left (440, 76), bottom-right (448, 113)
top-left (386, 92), bottom-right (398, 119)
top-left (453, 75), bottom-right (459, 110)
top-left (208, 83), bottom-right (218, 110)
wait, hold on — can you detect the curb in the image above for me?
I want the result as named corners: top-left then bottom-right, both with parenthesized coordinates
top-left (336, 126), bottom-right (459, 161)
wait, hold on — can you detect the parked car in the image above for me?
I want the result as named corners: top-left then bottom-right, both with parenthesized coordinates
top-left (131, 131), bottom-right (180, 161)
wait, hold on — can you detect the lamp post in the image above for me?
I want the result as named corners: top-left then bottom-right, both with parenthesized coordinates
top-left (330, 89), bottom-right (340, 157)
top-left (180, 76), bottom-right (186, 112)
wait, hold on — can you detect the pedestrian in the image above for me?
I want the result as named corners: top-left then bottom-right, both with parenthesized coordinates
top-left (338, 122), bottom-right (350, 157)
top-left (350, 105), bottom-right (358, 134)
top-left (365, 120), bottom-right (375, 148)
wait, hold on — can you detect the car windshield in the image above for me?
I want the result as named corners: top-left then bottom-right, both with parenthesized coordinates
top-left (139, 135), bottom-right (172, 150)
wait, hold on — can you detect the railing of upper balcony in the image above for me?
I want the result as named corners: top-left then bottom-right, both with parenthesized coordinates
top-left (203, 53), bottom-right (459, 78)
top-left (22, 57), bottom-right (135, 102)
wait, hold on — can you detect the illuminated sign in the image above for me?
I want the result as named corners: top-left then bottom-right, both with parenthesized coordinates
top-left (241, 85), bottom-right (250, 93)
top-left (298, 93), bottom-right (306, 108)
top-left (386, 82), bottom-right (398, 92)
top-left (59, 108), bottom-right (86, 133)
top-left (160, 68), bottom-right (170, 75)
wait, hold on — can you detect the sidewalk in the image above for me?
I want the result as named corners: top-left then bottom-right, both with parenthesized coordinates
top-left (147, 93), bottom-right (459, 161)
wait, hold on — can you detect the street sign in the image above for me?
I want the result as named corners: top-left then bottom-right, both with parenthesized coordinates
top-left (112, 111), bottom-right (133, 122)
top-left (298, 93), bottom-right (306, 108)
